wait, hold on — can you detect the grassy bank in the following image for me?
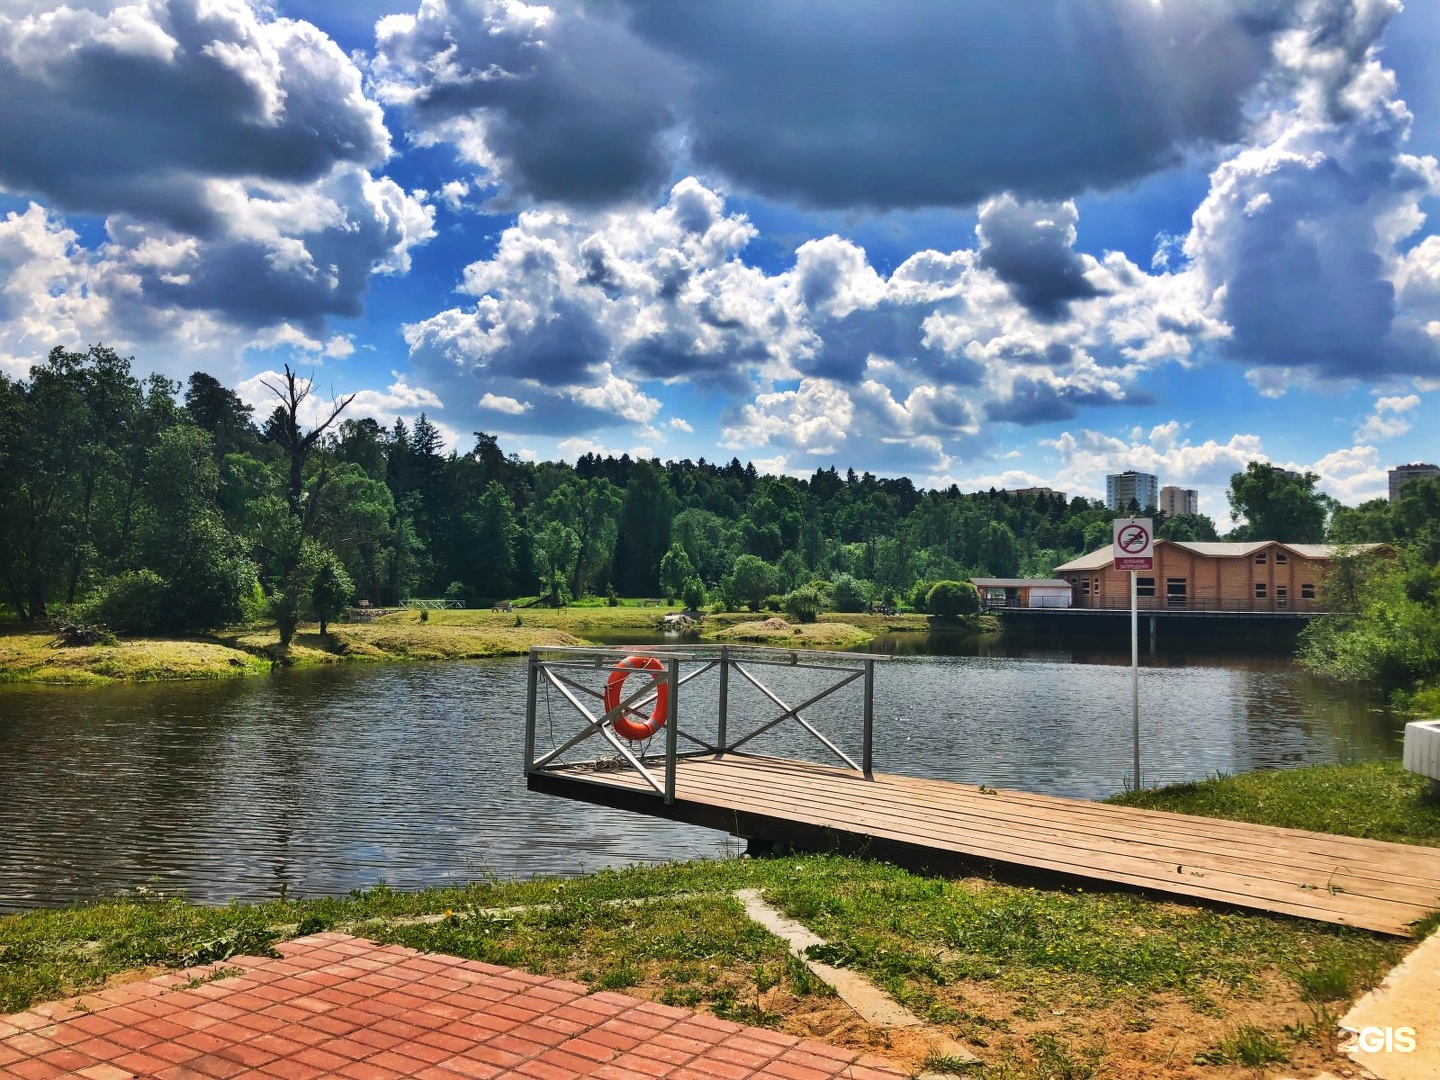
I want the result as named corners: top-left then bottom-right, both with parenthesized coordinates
top-left (0, 618), bottom-right (586, 686)
top-left (0, 604), bottom-right (985, 685)
top-left (4, 762), bottom-right (1435, 1077)
top-left (1107, 760), bottom-right (1440, 847)
top-left (0, 627), bottom-right (270, 685)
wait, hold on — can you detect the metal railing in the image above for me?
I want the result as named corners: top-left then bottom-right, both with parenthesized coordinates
top-left (524, 644), bottom-right (885, 804)
top-left (986, 596), bottom-right (1323, 613)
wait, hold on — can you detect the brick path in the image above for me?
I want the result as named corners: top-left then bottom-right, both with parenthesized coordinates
top-left (0, 933), bottom-right (906, 1079)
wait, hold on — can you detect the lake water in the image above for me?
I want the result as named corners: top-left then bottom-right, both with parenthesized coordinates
top-left (0, 634), bottom-right (1403, 911)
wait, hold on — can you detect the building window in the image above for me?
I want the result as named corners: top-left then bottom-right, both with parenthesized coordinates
top-left (1136, 577), bottom-right (1156, 597)
top-left (1166, 578), bottom-right (1187, 606)
top-left (1302, 583), bottom-right (1316, 599)
top-left (1276, 585), bottom-right (1287, 607)
top-left (1079, 578), bottom-right (1091, 595)
top-left (1254, 582), bottom-right (1267, 600)
top-left (1275, 552), bottom-right (1288, 565)
top-left (1254, 552), bottom-right (1268, 564)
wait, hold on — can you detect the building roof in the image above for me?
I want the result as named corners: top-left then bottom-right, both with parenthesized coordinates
top-left (970, 578), bottom-right (1072, 589)
top-left (1053, 540), bottom-right (1387, 573)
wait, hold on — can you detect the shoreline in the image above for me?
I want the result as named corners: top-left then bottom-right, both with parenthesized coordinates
top-left (0, 608), bottom-right (998, 687)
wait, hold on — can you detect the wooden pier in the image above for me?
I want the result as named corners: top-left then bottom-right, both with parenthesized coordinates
top-left (525, 646), bottom-right (1440, 937)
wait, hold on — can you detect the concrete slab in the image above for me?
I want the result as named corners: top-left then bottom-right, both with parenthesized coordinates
top-left (1340, 931), bottom-right (1440, 1080)
top-left (735, 887), bottom-right (983, 1066)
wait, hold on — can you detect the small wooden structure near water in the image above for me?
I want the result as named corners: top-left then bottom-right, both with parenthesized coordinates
top-left (524, 645), bottom-right (1440, 937)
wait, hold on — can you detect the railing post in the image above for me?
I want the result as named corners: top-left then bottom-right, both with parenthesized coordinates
top-left (664, 657), bottom-right (681, 804)
top-left (524, 649), bottom-right (539, 776)
top-left (862, 657), bottom-right (875, 779)
top-left (717, 646), bottom-right (730, 755)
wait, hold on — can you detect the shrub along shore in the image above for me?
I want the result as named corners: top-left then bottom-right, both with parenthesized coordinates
top-left (0, 605), bottom-right (995, 685)
top-left (1, 763), bottom-right (1435, 1078)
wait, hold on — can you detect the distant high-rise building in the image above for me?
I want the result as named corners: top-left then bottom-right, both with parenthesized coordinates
top-left (1159, 485), bottom-right (1199, 517)
top-left (1389, 463), bottom-right (1440, 502)
top-left (1106, 470), bottom-right (1158, 513)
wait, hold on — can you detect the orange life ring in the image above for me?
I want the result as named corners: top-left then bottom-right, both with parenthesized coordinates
top-left (604, 655), bottom-right (669, 741)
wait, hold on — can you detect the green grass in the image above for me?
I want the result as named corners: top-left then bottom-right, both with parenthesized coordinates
top-left (1196, 1024), bottom-right (1291, 1066)
top-left (1, 854), bottom-right (1409, 1024)
top-left (1106, 761), bottom-right (1440, 847)
top-left (757, 857), bottom-right (1407, 1020)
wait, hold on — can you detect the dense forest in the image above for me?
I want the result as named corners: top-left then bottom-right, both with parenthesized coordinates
top-left (0, 346), bottom-right (1428, 652)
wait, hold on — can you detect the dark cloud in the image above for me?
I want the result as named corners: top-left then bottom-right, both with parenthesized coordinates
top-left (985, 378), bottom-right (1149, 425)
top-left (0, 0), bottom-right (431, 333)
top-left (0, 0), bottom-right (389, 230)
top-left (374, 0), bottom-right (1294, 211)
top-left (1182, 0), bottom-right (1440, 382)
top-left (977, 196), bottom-right (1103, 321)
top-left (372, 1), bottom-right (683, 207)
top-left (628, 0), bottom-right (1290, 209)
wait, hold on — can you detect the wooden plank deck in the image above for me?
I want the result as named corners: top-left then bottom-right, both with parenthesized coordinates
top-left (529, 754), bottom-right (1440, 936)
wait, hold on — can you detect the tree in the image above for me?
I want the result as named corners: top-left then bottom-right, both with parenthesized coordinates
top-left (259, 365), bottom-right (355, 519)
top-left (184, 372), bottom-right (258, 458)
top-left (1393, 475), bottom-right (1440, 563)
top-left (254, 497), bottom-right (317, 647)
top-left (135, 426), bottom-right (258, 632)
top-left (672, 507), bottom-right (732, 584)
top-left (681, 576), bottom-right (706, 611)
top-left (310, 552), bottom-right (354, 636)
top-left (611, 460), bottom-right (675, 595)
top-left (659, 543), bottom-right (697, 601)
top-left (1329, 498), bottom-right (1396, 545)
top-left (978, 520), bottom-right (1019, 577)
top-left (927, 580), bottom-right (980, 618)
top-left (469, 482), bottom-right (519, 600)
top-left (725, 554), bottom-right (778, 611)
top-left (1299, 550), bottom-right (1440, 690)
top-left (1227, 462), bottom-right (1326, 542)
top-left (1156, 513), bottom-right (1219, 543)
top-left (829, 572), bottom-right (869, 612)
top-left (312, 463), bottom-right (394, 604)
top-left (533, 521), bottom-right (579, 606)
top-left (545, 477), bottom-right (621, 597)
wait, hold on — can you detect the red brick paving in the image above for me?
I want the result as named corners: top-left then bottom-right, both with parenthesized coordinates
top-left (0, 935), bottom-right (905, 1079)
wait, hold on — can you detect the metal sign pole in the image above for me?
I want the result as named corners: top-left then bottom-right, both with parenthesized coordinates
top-left (1114, 516), bottom-right (1151, 794)
top-left (1131, 569), bottom-right (1140, 791)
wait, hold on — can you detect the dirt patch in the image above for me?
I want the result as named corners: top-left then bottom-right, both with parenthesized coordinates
top-left (571, 954), bottom-right (1362, 1078)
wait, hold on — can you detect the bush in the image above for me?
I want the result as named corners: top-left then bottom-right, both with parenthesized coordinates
top-left (782, 584), bottom-right (824, 624)
top-left (764, 593), bottom-right (784, 612)
top-left (927, 580), bottom-right (980, 618)
top-left (87, 570), bottom-right (168, 634)
top-left (829, 573), bottom-right (869, 612)
top-left (681, 577), bottom-right (707, 611)
top-left (910, 580), bottom-right (934, 613)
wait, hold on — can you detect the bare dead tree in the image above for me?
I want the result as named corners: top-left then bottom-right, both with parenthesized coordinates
top-left (260, 364), bottom-right (355, 522)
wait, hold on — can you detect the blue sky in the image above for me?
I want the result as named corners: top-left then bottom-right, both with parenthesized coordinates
top-left (2, 1), bottom-right (1439, 524)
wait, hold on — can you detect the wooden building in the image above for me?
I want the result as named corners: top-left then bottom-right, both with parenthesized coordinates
top-left (1053, 541), bottom-right (1387, 613)
top-left (970, 578), bottom-right (1073, 609)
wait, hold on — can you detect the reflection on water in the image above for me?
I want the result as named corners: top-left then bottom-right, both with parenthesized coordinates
top-left (0, 637), bottom-right (1403, 911)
